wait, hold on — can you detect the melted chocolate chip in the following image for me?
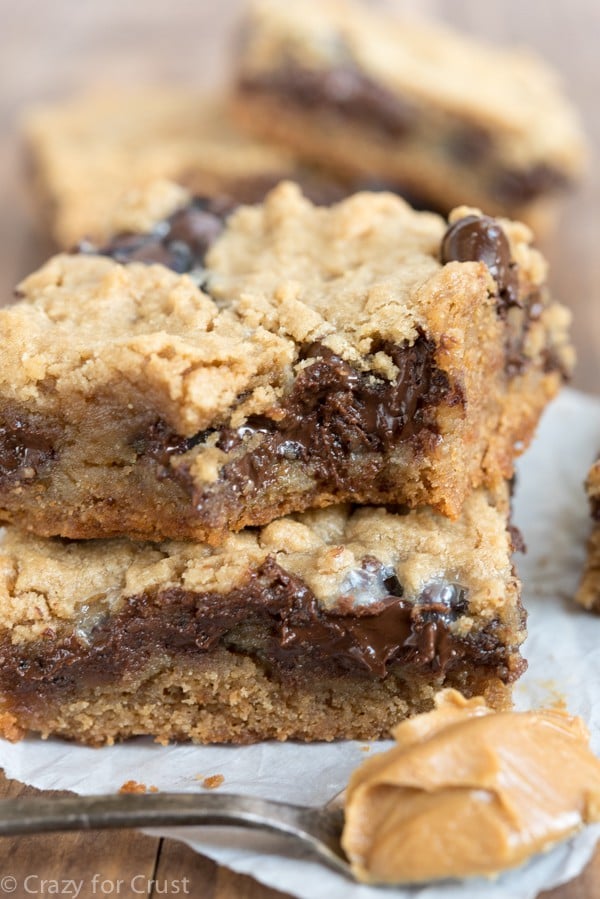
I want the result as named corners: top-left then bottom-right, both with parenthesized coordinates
top-left (239, 63), bottom-right (416, 137)
top-left (0, 558), bottom-right (523, 709)
top-left (203, 337), bottom-right (456, 504)
top-left (493, 164), bottom-right (570, 205)
top-left (441, 214), bottom-right (520, 314)
top-left (167, 198), bottom-right (233, 260)
top-left (446, 124), bottom-right (492, 165)
top-left (0, 420), bottom-right (55, 482)
top-left (360, 556), bottom-right (405, 599)
top-left (131, 420), bottom-right (210, 473)
top-left (383, 571), bottom-right (404, 597)
top-left (78, 197), bottom-right (236, 279)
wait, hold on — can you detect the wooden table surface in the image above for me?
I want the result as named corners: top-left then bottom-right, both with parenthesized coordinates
top-left (0, 0), bottom-right (599, 896)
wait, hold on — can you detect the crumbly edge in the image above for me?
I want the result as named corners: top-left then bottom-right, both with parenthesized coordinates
top-left (574, 461), bottom-right (600, 612)
top-left (576, 523), bottom-right (600, 613)
top-left (586, 459), bottom-right (600, 511)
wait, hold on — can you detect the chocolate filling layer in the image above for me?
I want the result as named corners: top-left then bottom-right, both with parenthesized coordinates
top-left (0, 417), bottom-right (57, 484)
top-left (0, 558), bottom-right (524, 713)
top-left (127, 337), bottom-right (455, 512)
top-left (240, 63), bottom-right (416, 138)
top-left (210, 339), bottom-right (452, 495)
top-left (239, 63), bottom-right (570, 201)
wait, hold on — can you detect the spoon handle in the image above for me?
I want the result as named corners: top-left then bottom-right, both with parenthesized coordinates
top-left (0, 793), bottom-right (349, 875)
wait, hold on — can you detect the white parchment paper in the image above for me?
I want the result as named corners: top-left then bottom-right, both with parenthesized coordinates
top-left (2, 388), bottom-right (600, 898)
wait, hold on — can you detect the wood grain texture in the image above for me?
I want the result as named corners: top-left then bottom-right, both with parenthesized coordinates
top-left (153, 836), bottom-right (290, 898)
top-left (0, 0), bottom-right (598, 896)
top-left (0, 772), bottom-right (159, 898)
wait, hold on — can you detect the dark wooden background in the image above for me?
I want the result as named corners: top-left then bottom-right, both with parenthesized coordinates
top-left (0, 0), bottom-right (598, 896)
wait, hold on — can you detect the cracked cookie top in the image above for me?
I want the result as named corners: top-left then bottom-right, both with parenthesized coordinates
top-left (4, 182), bottom-right (561, 437)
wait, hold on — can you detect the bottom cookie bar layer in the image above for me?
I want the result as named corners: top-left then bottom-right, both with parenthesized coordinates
top-left (0, 493), bottom-right (525, 745)
top-left (0, 649), bottom-right (512, 747)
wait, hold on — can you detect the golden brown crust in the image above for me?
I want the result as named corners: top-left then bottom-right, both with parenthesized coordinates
top-left (0, 711), bottom-right (25, 743)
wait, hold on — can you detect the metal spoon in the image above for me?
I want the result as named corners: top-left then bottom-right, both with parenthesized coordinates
top-left (0, 792), bottom-right (352, 878)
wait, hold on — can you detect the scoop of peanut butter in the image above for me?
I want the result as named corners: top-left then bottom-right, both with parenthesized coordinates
top-left (342, 689), bottom-right (600, 885)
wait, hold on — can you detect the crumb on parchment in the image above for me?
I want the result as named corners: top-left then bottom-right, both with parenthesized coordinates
top-left (119, 780), bottom-right (159, 794)
top-left (196, 774), bottom-right (225, 790)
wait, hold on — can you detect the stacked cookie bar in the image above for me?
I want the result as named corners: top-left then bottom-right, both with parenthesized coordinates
top-left (233, 0), bottom-right (585, 231)
top-left (0, 181), bottom-right (572, 744)
top-left (4, 0), bottom-right (582, 745)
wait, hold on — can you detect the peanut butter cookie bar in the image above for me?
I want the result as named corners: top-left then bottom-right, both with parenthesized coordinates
top-left (233, 0), bottom-right (585, 231)
top-left (23, 89), bottom-right (348, 248)
top-left (575, 459), bottom-right (600, 612)
top-left (0, 490), bottom-right (525, 745)
top-left (0, 183), bottom-right (572, 542)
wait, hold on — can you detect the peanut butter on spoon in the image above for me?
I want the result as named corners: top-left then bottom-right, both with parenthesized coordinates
top-left (342, 689), bottom-right (600, 885)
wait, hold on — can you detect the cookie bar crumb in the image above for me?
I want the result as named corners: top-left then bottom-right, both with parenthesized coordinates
top-left (199, 775), bottom-right (225, 790)
top-left (119, 781), bottom-right (159, 795)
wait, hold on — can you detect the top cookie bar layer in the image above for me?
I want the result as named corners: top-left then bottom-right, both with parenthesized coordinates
top-left (0, 183), bottom-right (572, 542)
